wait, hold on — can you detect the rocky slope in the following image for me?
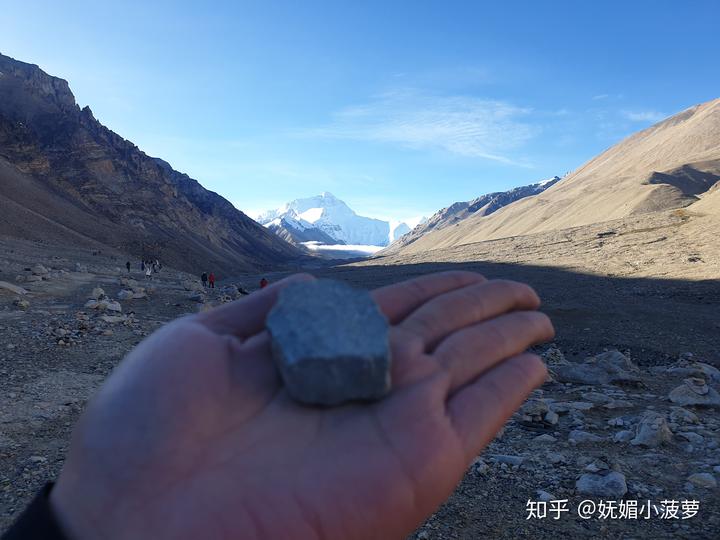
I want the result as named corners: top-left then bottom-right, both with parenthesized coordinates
top-left (392, 98), bottom-right (720, 255)
top-left (389, 176), bottom-right (561, 251)
top-left (0, 53), bottom-right (303, 274)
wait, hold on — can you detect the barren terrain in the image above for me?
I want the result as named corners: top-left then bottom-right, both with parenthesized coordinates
top-left (1, 208), bottom-right (719, 538)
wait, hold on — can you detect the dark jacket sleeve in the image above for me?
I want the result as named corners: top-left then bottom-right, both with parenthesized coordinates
top-left (2, 483), bottom-right (69, 540)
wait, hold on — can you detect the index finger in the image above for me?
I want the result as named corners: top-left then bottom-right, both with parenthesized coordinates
top-left (372, 271), bottom-right (486, 324)
top-left (196, 273), bottom-right (315, 337)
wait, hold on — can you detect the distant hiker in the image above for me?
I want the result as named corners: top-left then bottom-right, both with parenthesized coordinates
top-left (145, 266), bottom-right (152, 280)
top-left (126, 261), bottom-right (131, 273)
top-left (208, 272), bottom-right (216, 289)
top-left (260, 277), bottom-right (269, 289)
top-left (201, 272), bottom-right (208, 287)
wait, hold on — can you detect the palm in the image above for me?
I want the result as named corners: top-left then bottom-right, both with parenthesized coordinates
top-left (52, 272), bottom-right (553, 540)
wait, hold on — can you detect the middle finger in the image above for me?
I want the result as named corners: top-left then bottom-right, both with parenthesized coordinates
top-left (398, 279), bottom-right (541, 351)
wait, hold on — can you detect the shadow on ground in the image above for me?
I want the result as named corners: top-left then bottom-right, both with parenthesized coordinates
top-left (251, 258), bottom-right (720, 366)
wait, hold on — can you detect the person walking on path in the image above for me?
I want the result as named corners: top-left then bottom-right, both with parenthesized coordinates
top-left (145, 266), bottom-right (152, 280)
top-left (126, 261), bottom-right (131, 273)
top-left (201, 272), bottom-right (208, 288)
top-left (260, 277), bottom-right (269, 289)
top-left (208, 272), bottom-right (216, 289)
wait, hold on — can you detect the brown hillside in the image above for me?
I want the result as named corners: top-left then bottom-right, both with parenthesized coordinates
top-left (0, 53), bottom-right (303, 274)
top-left (395, 98), bottom-right (720, 254)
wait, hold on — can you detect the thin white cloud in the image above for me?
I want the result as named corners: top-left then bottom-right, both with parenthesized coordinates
top-left (299, 91), bottom-right (538, 165)
top-left (592, 94), bottom-right (609, 100)
top-left (621, 110), bottom-right (667, 123)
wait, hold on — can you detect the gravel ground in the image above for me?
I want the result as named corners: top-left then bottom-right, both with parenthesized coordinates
top-left (1, 230), bottom-right (719, 539)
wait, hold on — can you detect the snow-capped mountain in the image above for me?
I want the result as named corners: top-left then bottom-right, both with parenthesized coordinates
top-left (258, 192), bottom-right (413, 247)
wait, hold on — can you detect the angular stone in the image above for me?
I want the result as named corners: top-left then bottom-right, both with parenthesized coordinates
top-left (631, 411), bottom-right (673, 447)
top-left (118, 289), bottom-right (134, 300)
top-left (489, 454), bottom-right (525, 466)
top-left (90, 287), bottom-right (105, 299)
top-left (613, 430), bottom-right (634, 443)
top-left (687, 473), bottom-right (717, 489)
top-left (544, 410), bottom-right (559, 425)
top-left (0, 281), bottom-right (28, 295)
top-left (569, 430), bottom-right (604, 444)
top-left (554, 350), bottom-right (641, 386)
top-left (13, 299), bottom-right (30, 310)
top-left (267, 279), bottom-right (390, 406)
top-left (669, 379), bottom-right (720, 407)
top-left (576, 471), bottom-right (627, 498)
top-left (669, 407), bottom-right (699, 425)
top-left (32, 264), bottom-right (49, 275)
top-left (536, 490), bottom-right (555, 502)
top-left (520, 398), bottom-right (549, 417)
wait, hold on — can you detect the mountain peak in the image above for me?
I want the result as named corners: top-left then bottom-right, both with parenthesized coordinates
top-left (259, 193), bottom-right (407, 247)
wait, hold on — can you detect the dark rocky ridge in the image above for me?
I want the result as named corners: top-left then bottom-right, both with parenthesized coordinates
top-left (0, 53), bottom-right (303, 274)
top-left (390, 176), bottom-right (562, 250)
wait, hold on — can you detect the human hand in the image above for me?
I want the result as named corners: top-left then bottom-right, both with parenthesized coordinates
top-left (50, 271), bottom-right (553, 539)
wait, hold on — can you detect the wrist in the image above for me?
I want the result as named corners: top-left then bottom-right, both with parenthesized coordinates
top-left (49, 476), bottom-right (108, 540)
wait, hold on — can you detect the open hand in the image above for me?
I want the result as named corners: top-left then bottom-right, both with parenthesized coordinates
top-left (51, 271), bottom-right (553, 539)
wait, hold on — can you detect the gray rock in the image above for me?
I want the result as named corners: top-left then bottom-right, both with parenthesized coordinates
top-left (576, 471), bottom-right (627, 498)
top-left (187, 291), bottom-right (205, 302)
top-left (75, 263), bottom-right (88, 273)
top-left (32, 264), bottom-right (49, 275)
top-left (604, 399), bottom-right (634, 409)
top-left (536, 489), bottom-right (555, 502)
top-left (118, 289), bottom-right (134, 300)
top-left (84, 299), bottom-right (122, 312)
top-left (545, 452), bottom-right (567, 464)
top-left (470, 457), bottom-right (489, 475)
top-left (569, 430), bottom-right (604, 444)
top-left (687, 473), bottom-right (717, 489)
top-left (520, 398), bottom-right (549, 417)
top-left (0, 281), bottom-right (28, 295)
top-left (544, 410), bottom-right (559, 425)
top-left (665, 360), bottom-right (720, 383)
top-left (266, 279), bottom-right (390, 406)
top-left (669, 406), bottom-right (699, 424)
top-left (542, 345), bottom-right (568, 366)
top-left (90, 287), bottom-right (105, 299)
top-left (554, 350), bottom-right (641, 386)
top-left (631, 411), bottom-right (673, 447)
top-left (13, 298), bottom-right (30, 310)
top-left (669, 378), bottom-right (720, 407)
top-left (533, 434), bottom-right (557, 444)
top-left (489, 454), bottom-right (525, 466)
top-left (678, 432), bottom-right (704, 445)
top-left (614, 430), bottom-right (634, 443)
top-left (581, 392), bottom-right (613, 404)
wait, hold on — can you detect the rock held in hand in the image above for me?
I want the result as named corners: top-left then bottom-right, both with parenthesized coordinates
top-left (266, 279), bottom-right (391, 406)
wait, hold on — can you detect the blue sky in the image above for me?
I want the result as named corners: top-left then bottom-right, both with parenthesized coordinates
top-left (3, 0), bottom-right (720, 223)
